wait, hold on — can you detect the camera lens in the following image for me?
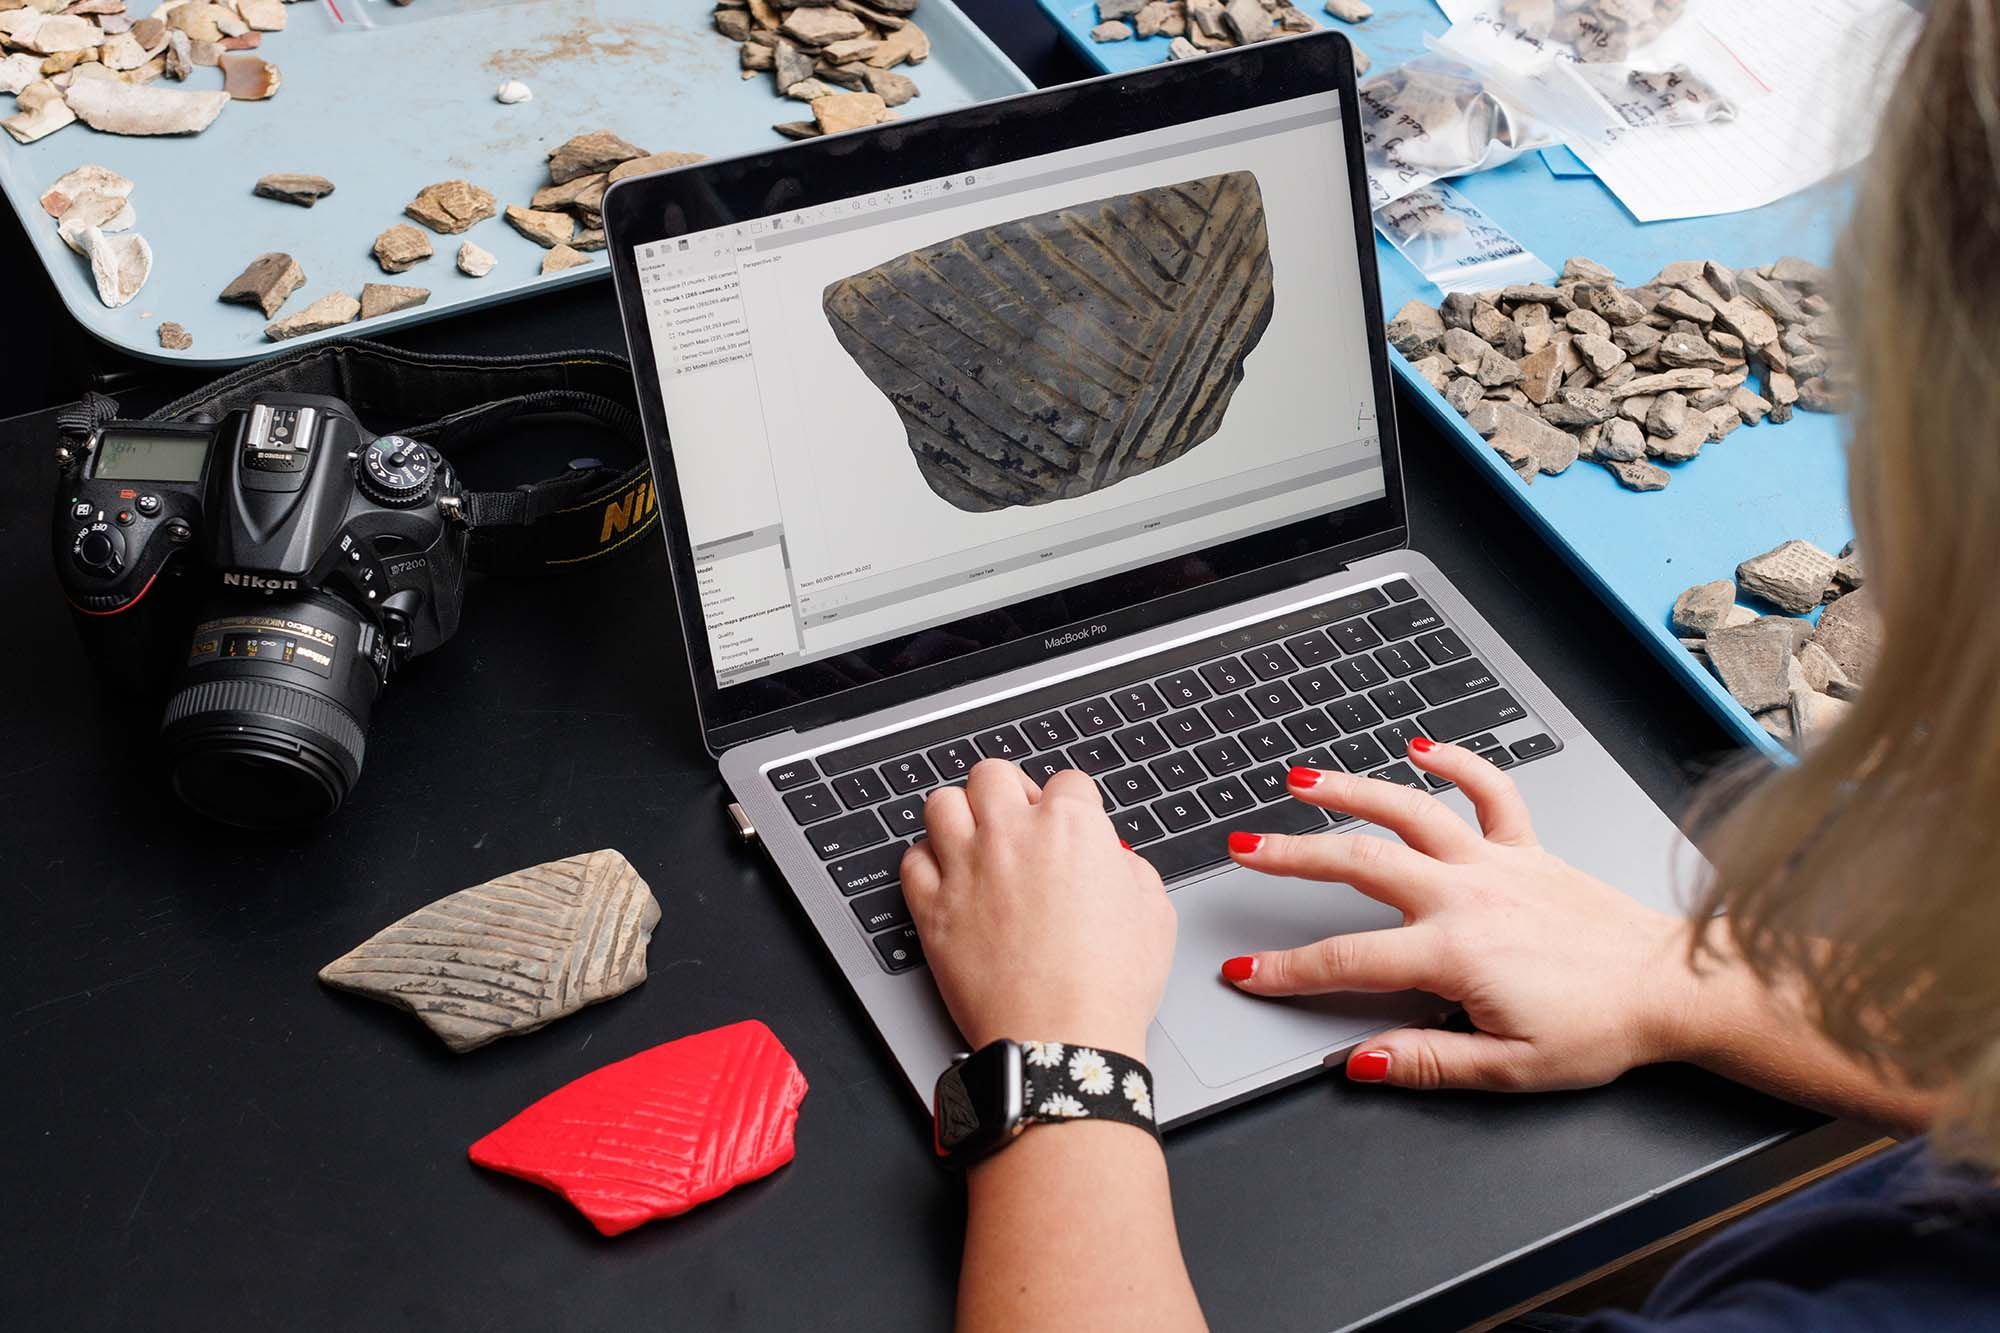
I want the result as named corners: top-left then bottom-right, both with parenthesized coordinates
top-left (159, 593), bottom-right (381, 829)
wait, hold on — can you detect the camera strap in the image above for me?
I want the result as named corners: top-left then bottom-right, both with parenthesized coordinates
top-left (106, 340), bottom-right (656, 577)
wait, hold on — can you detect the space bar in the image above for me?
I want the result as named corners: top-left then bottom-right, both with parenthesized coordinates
top-left (1138, 800), bottom-right (1329, 884)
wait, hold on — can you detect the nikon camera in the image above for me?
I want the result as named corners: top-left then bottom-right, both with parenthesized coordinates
top-left (53, 395), bottom-right (468, 828)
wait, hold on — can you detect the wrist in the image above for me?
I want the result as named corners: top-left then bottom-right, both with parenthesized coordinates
top-left (960, 1012), bottom-right (1151, 1063)
top-left (1638, 918), bottom-right (1745, 1068)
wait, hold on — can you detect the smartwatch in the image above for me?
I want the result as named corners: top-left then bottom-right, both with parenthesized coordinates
top-left (933, 1038), bottom-right (1160, 1166)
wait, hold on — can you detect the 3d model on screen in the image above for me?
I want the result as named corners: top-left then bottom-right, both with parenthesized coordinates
top-left (822, 170), bottom-right (1277, 513)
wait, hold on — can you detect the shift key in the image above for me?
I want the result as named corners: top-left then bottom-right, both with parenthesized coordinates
top-left (1418, 689), bottom-right (1528, 742)
top-left (808, 808), bottom-right (887, 860)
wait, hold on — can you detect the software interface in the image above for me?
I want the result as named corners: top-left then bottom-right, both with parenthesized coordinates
top-left (633, 91), bottom-right (1386, 689)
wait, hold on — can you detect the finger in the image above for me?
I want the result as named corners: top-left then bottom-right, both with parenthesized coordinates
top-left (1406, 739), bottom-right (1537, 847)
top-left (1039, 767), bottom-right (1107, 814)
top-left (922, 784), bottom-right (976, 877)
top-left (965, 757), bottom-right (1036, 822)
top-left (1227, 828), bottom-right (1451, 915)
top-left (1285, 765), bottom-right (1483, 861)
top-left (900, 840), bottom-right (942, 918)
top-left (1341, 1029), bottom-right (1542, 1092)
top-left (1220, 924), bottom-right (1443, 997)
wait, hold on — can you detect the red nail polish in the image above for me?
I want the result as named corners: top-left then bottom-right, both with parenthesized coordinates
top-left (1347, 1050), bottom-right (1392, 1083)
top-left (1119, 839), bottom-right (1133, 851)
top-left (1221, 956), bottom-right (1257, 982)
top-left (1408, 737), bottom-right (1436, 755)
top-left (1227, 830), bottom-right (1263, 855)
top-left (1287, 766), bottom-right (1322, 788)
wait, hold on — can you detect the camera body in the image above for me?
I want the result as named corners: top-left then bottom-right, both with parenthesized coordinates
top-left (53, 394), bottom-right (468, 827)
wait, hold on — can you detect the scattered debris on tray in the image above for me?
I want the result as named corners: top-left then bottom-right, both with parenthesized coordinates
top-left (31, 163), bottom-right (152, 307)
top-left (494, 77), bottom-right (531, 104)
top-left (1388, 255), bottom-right (1838, 490)
top-left (1087, 0), bottom-right (1329, 67)
top-left (218, 249), bottom-right (303, 317)
top-left (1673, 538), bottom-right (1872, 745)
top-left (457, 240), bottom-right (496, 277)
top-left (264, 288), bottom-right (358, 342)
top-left (372, 223), bottom-right (434, 275)
top-left (157, 319), bottom-right (191, 349)
top-left (708, 0), bottom-right (924, 138)
top-left (254, 171), bottom-right (334, 207)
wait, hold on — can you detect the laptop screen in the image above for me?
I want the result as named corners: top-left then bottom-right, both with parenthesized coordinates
top-left (630, 88), bottom-right (1386, 695)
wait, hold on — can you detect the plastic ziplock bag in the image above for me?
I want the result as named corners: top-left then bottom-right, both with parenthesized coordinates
top-left (1490, 0), bottom-right (1688, 63)
top-left (1374, 182), bottom-right (1552, 295)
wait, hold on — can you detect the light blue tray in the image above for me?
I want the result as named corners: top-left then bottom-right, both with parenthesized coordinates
top-left (1, 0), bottom-right (1030, 366)
top-left (1043, 0), bottom-right (1852, 758)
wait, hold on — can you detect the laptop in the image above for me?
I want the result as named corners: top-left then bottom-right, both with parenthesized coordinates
top-left (603, 32), bottom-right (1692, 1127)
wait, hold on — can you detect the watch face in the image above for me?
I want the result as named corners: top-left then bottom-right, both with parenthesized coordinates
top-left (933, 1040), bottom-right (1024, 1161)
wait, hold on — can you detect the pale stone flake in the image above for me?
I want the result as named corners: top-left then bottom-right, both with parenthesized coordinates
top-left (64, 75), bottom-right (227, 134)
top-left (80, 225), bottom-right (151, 307)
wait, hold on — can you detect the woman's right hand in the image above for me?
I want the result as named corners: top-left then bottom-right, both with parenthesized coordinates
top-left (1221, 740), bottom-right (1706, 1093)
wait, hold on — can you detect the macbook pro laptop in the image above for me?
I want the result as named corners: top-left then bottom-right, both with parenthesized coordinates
top-left (603, 33), bottom-right (1693, 1127)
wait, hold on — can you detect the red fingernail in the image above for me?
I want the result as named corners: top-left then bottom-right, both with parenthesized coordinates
top-left (1287, 766), bottom-right (1322, 788)
top-left (1119, 839), bottom-right (1133, 851)
top-left (1221, 956), bottom-right (1257, 982)
top-left (1227, 831), bottom-right (1263, 855)
top-left (1408, 737), bottom-right (1436, 754)
top-left (1347, 1050), bottom-right (1391, 1083)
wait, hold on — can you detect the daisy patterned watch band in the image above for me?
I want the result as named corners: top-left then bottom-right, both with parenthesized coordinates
top-left (1019, 1041), bottom-right (1159, 1138)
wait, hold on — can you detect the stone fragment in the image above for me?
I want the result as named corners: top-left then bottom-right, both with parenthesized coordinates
top-left (1542, 386), bottom-right (1613, 426)
top-left (773, 37), bottom-right (815, 90)
top-left (1090, 18), bottom-right (1131, 38)
top-left (542, 243), bottom-right (590, 275)
top-left (1606, 458), bottom-right (1669, 491)
top-left (530, 172), bottom-right (605, 213)
top-left (63, 65), bottom-right (224, 131)
top-left (860, 65), bottom-right (916, 106)
top-left (1768, 255), bottom-right (1827, 294)
top-left (865, 21), bottom-right (927, 67)
top-left (1670, 579), bottom-right (1740, 636)
top-left (1444, 376), bottom-right (1483, 414)
top-left (773, 119), bottom-right (821, 139)
top-left (1765, 371), bottom-right (1799, 409)
top-left (1609, 368), bottom-right (1715, 400)
top-left (39, 164), bottom-right (133, 219)
top-left (1517, 342), bottom-right (1562, 405)
top-left (1657, 328), bottom-right (1725, 369)
top-left (1561, 256), bottom-right (1617, 285)
top-left (1439, 291), bottom-right (1479, 331)
top-left (504, 203), bottom-right (573, 249)
top-left (1598, 417), bottom-right (1646, 462)
top-left (372, 222), bottom-right (433, 273)
top-left (572, 228), bottom-right (605, 252)
top-left (1796, 377), bottom-right (1842, 413)
top-left (1705, 618), bottom-right (1800, 714)
top-left (1710, 296), bottom-right (1777, 349)
top-left (1325, 0), bottom-right (1371, 17)
top-left (1734, 270), bottom-right (1803, 326)
top-left (357, 283), bottom-right (429, 320)
top-left (814, 60), bottom-right (866, 90)
top-left (1385, 298), bottom-right (1443, 357)
top-left (254, 171), bottom-right (334, 206)
top-left (405, 179), bottom-right (496, 234)
top-left (1645, 390), bottom-right (1687, 438)
top-left (1, 52), bottom-right (44, 96)
top-left (820, 35), bottom-right (880, 62)
top-left (810, 89), bottom-right (891, 132)
top-left (1649, 419), bottom-right (1705, 462)
top-left (220, 52), bottom-right (278, 99)
top-left (263, 290), bottom-right (359, 341)
top-left (1808, 588), bottom-right (1879, 685)
top-left (319, 849), bottom-right (658, 1053)
top-left (1409, 353), bottom-right (1452, 392)
top-left (157, 320), bottom-right (192, 350)
top-left (4, 13), bottom-right (99, 55)
top-left (219, 31), bottom-right (262, 51)
top-left (784, 77), bottom-right (837, 101)
top-left (1578, 284), bottom-right (1646, 325)
top-left (1166, 34), bottom-right (1201, 58)
top-left (742, 41), bottom-right (774, 70)
top-left (1796, 641), bottom-right (1851, 697)
top-left (457, 240), bottom-right (496, 277)
top-left (1705, 405), bottom-right (1742, 440)
top-left (1574, 331), bottom-right (1625, 375)
top-left (218, 249), bottom-right (303, 316)
top-left (189, 38), bottom-right (221, 67)
top-left (1223, 0), bottom-right (1273, 41)
top-left (1728, 386), bottom-right (1772, 426)
top-left (237, 0), bottom-right (285, 30)
top-left (1791, 688), bottom-right (1851, 741)
top-left (101, 32), bottom-right (152, 70)
top-left (3, 79), bottom-right (77, 142)
top-left (1736, 539), bottom-right (1838, 615)
top-left (80, 225), bottom-right (149, 307)
top-left (605, 152), bottom-right (706, 187)
top-left (1133, 0), bottom-right (1179, 36)
top-left (495, 77), bottom-right (532, 104)
top-left (548, 129), bottom-right (647, 184)
top-left (781, 5), bottom-right (864, 43)
top-left (1475, 402), bottom-right (1579, 475)
top-left (55, 189), bottom-right (135, 252)
top-left (1472, 345), bottom-right (1521, 388)
top-left (1653, 288), bottom-right (1714, 323)
top-left (715, 6), bottom-right (752, 40)
top-left (1756, 706), bottom-right (1795, 742)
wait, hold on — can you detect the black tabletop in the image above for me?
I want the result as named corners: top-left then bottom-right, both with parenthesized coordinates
top-left (2, 9), bottom-right (1863, 1329)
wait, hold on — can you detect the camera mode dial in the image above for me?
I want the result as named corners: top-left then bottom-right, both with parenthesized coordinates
top-left (71, 521), bottom-right (125, 577)
top-left (357, 436), bottom-right (440, 508)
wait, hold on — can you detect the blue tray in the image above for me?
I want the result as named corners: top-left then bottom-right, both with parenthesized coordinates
top-left (1043, 0), bottom-right (1852, 759)
top-left (1, 0), bottom-right (1030, 366)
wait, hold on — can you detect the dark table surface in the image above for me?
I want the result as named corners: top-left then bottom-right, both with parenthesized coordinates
top-left (2, 8), bottom-right (1867, 1330)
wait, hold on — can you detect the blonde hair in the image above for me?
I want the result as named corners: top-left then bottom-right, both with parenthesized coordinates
top-left (1691, 0), bottom-right (2000, 1163)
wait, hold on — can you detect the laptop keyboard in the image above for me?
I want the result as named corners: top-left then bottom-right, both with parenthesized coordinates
top-left (763, 576), bottom-right (1560, 974)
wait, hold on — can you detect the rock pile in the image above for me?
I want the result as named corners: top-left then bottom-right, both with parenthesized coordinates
top-left (709, 0), bottom-right (926, 138)
top-left (1388, 255), bottom-right (1840, 492)
top-left (1087, 0), bottom-right (1325, 64)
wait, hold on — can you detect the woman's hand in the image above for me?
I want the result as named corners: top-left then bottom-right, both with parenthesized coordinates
top-left (902, 759), bottom-right (1175, 1059)
top-left (1223, 740), bottom-right (1703, 1093)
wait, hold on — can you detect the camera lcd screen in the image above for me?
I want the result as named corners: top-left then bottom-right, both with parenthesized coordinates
top-left (92, 430), bottom-right (209, 482)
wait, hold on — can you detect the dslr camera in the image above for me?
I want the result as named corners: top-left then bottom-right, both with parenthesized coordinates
top-left (53, 394), bottom-right (468, 828)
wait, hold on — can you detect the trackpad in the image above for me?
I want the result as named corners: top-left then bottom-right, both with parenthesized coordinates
top-left (1157, 863), bottom-right (1447, 1089)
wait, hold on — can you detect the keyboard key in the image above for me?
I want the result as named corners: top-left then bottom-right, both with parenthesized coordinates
top-left (1160, 711), bottom-right (1216, 747)
top-left (784, 783), bottom-right (841, 824)
top-left (1149, 753), bottom-right (1207, 791)
top-left (1369, 599), bottom-right (1444, 641)
top-left (1068, 737), bottom-right (1125, 775)
top-left (1475, 746), bottom-right (1516, 769)
top-left (878, 792), bottom-right (928, 840)
top-left (1332, 656), bottom-right (1388, 691)
top-left (1200, 657), bottom-right (1255, 693)
top-left (1193, 737), bottom-right (1253, 776)
top-left (1330, 735), bottom-right (1389, 772)
top-left (1112, 722), bottom-right (1171, 762)
top-left (1382, 578), bottom-right (1419, 602)
top-left (1156, 669), bottom-right (1212, 707)
top-left (1511, 733), bottom-right (1559, 761)
top-left (1369, 682), bottom-right (1426, 719)
top-left (1328, 619), bottom-right (1384, 653)
top-left (1023, 712), bottom-right (1079, 750)
top-left (926, 740), bottom-right (979, 780)
top-left (1196, 777), bottom-right (1255, 819)
top-left (1240, 723), bottom-right (1294, 763)
top-left (828, 841), bottom-right (906, 896)
top-left (1327, 697), bottom-right (1385, 732)
top-left (973, 725), bottom-right (1031, 760)
top-left (1461, 733), bottom-right (1500, 752)
top-left (1112, 684), bottom-right (1168, 722)
top-left (1151, 792), bottom-right (1208, 833)
top-left (1284, 630), bottom-right (1340, 667)
top-left (1244, 763), bottom-right (1293, 803)
top-left (1413, 628), bottom-right (1471, 664)
top-left (833, 770), bottom-right (891, 809)
top-left (881, 754), bottom-right (936, 793)
top-left (809, 808), bottom-right (887, 860)
top-left (1411, 658), bottom-right (1502, 706)
top-left (767, 759), bottom-right (819, 792)
top-left (1283, 708), bottom-right (1340, 748)
top-left (1136, 798), bottom-right (1327, 882)
top-left (1374, 642), bottom-right (1427, 678)
top-left (1248, 681), bottom-right (1304, 719)
top-left (1290, 747), bottom-right (1338, 772)
top-left (1022, 753), bottom-right (1073, 786)
top-left (1111, 807), bottom-right (1166, 846)
top-left (873, 926), bottom-right (924, 972)
top-left (1425, 774), bottom-right (1455, 791)
top-left (1243, 644), bottom-right (1297, 681)
top-left (1420, 690), bottom-right (1528, 742)
top-left (1201, 694), bottom-right (1259, 732)
top-left (852, 884), bottom-right (912, 933)
top-left (1067, 698), bottom-right (1120, 735)
top-left (1370, 762), bottom-right (1426, 790)
top-left (1374, 719), bottom-right (1426, 756)
top-left (1293, 666), bottom-right (1345, 705)
top-left (1106, 766), bottom-right (1164, 806)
